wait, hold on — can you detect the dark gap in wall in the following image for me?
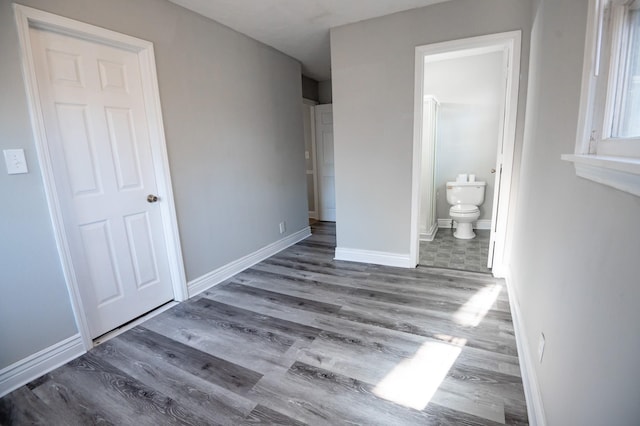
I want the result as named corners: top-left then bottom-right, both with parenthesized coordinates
top-left (302, 75), bottom-right (319, 102)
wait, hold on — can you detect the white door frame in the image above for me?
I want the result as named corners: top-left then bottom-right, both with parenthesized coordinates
top-left (315, 104), bottom-right (336, 222)
top-left (14, 4), bottom-right (188, 350)
top-left (410, 31), bottom-right (521, 276)
top-left (303, 98), bottom-right (319, 220)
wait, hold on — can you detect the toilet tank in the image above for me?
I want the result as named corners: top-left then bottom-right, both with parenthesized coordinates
top-left (446, 181), bottom-right (486, 205)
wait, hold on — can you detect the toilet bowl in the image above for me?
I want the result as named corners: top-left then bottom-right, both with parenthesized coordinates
top-left (446, 180), bottom-right (486, 240)
top-left (449, 204), bottom-right (481, 239)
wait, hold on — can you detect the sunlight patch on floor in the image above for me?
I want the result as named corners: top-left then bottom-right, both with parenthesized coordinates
top-left (453, 283), bottom-right (502, 327)
top-left (373, 338), bottom-right (466, 410)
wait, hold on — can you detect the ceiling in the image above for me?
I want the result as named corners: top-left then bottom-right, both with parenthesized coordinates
top-left (168, 0), bottom-right (449, 81)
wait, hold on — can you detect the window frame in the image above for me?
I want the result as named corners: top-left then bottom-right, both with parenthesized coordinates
top-left (563, 0), bottom-right (640, 196)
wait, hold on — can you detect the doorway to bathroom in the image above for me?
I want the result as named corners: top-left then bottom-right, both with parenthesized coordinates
top-left (410, 31), bottom-right (521, 277)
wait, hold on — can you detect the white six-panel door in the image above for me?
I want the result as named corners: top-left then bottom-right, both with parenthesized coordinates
top-left (30, 27), bottom-right (174, 338)
top-left (314, 104), bottom-right (336, 222)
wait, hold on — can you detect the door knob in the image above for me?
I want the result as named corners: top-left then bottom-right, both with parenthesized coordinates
top-left (490, 168), bottom-right (496, 174)
top-left (147, 194), bottom-right (159, 203)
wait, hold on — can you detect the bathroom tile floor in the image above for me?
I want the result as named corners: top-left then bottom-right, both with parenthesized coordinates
top-left (420, 228), bottom-right (491, 273)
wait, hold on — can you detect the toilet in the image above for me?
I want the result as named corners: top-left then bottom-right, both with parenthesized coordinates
top-left (446, 181), bottom-right (486, 240)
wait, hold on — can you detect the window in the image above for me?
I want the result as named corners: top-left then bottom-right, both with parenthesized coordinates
top-left (610, 3), bottom-right (640, 140)
top-left (563, 0), bottom-right (640, 196)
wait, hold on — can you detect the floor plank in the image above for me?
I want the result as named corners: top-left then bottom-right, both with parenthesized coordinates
top-left (91, 333), bottom-right (256, 425)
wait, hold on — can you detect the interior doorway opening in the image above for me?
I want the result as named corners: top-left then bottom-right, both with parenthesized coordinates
top-left (302, 100), bottom-right (336, 224)
top-left (410, 31), bottom-right (522, 277)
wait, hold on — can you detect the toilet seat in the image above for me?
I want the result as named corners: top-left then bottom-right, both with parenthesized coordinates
top-left (446, 181), bottom-right (485, 240)
top-left (449, 204), bottom-right (480, 240)
top-left (450, 204), bottom-right (479, 214)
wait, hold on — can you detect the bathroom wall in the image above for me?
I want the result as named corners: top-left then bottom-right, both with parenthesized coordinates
top-left (424, 51), bottom-right (504, 223)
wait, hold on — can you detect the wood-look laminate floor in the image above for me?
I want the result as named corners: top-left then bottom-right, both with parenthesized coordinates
top-left (0, 222), bottom-right (528, 425)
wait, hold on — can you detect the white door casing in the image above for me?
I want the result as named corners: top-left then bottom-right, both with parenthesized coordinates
top-left (411, 31), bottom-right (521, 275)
top-left (15, 5), bottom-right (187, 346)
top-left (486, 36), bottom-right (521, 274)
top-left (419, 96), bottom-right (439, 242)
top-left (486, 50), bottom-right (511, 268)
top-left (302, 99), bottom-right (319, 219)
top-left (315, 104), bottom-right (336, 222)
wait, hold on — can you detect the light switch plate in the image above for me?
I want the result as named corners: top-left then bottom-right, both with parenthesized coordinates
top-left (4, 149), bottom-right (28, 174)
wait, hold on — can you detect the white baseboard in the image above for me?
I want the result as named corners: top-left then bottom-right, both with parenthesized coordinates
top-left (334, 247), bottom-right (414, 268)
top-left (188, 226), bottom-right (312, 297)
top-left (503, 266), bottom-right (547, 426)
top-left (438, 218), bottom-right (454, 228)
top-left (438, 218), bottom-right (491, 230)
top-left (420, 222), bottom-right (438, 242)
top-left (0, 333), bottom-right (85, 397)
top-left (476, 219), bottom-right (491, 230)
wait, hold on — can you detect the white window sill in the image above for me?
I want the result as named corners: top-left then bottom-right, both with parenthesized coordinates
top-left (561, 154), bottom-right (640, 197)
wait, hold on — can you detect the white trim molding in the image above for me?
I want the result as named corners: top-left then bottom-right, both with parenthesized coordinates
top-left (419, 222), bottom-right (439, 242)
top-left (565, 0), bottom-right (640, 198)
top-left (503, 267), bottom-right (547, 426)
top-left (562, 154), bottom-right (640, 197)
top-left (477, 219), bottom-right (492, 230)
top-left (0, 334), bottom-right (85, 397)
top-left (437, 218), bottom-right (492, 230)
top-left (438, 218), bottom-right (455, 229)
top-left (334, 247), bottom-right (414, 268)
top-left (14, 4), bottom-right (188, 349)
top-left (303, 100), bottom-right (319, 221)
top-left (410, 31), bottom-right (522, 274)
top-left (188, 227), bottom-right (312, 297)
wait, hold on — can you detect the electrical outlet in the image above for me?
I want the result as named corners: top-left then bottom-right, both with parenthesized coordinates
top-left (538, 332), bottom-right (546, 363)
top-left (279, 221), bottom-right (286, 234)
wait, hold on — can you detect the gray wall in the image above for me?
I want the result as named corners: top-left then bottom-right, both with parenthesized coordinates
top-left (318, 80), bottom-right (332, 104)
top-left (0, 0), bottom-right (308, 369)
top-left (424, 52), bottom-right (503, 222)
top-left (330, 0), bottom-right (531, 254)
top-left (510, 0), bottom-right (640, 423)
top-left (0, 8), bottom-right (78, 367)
